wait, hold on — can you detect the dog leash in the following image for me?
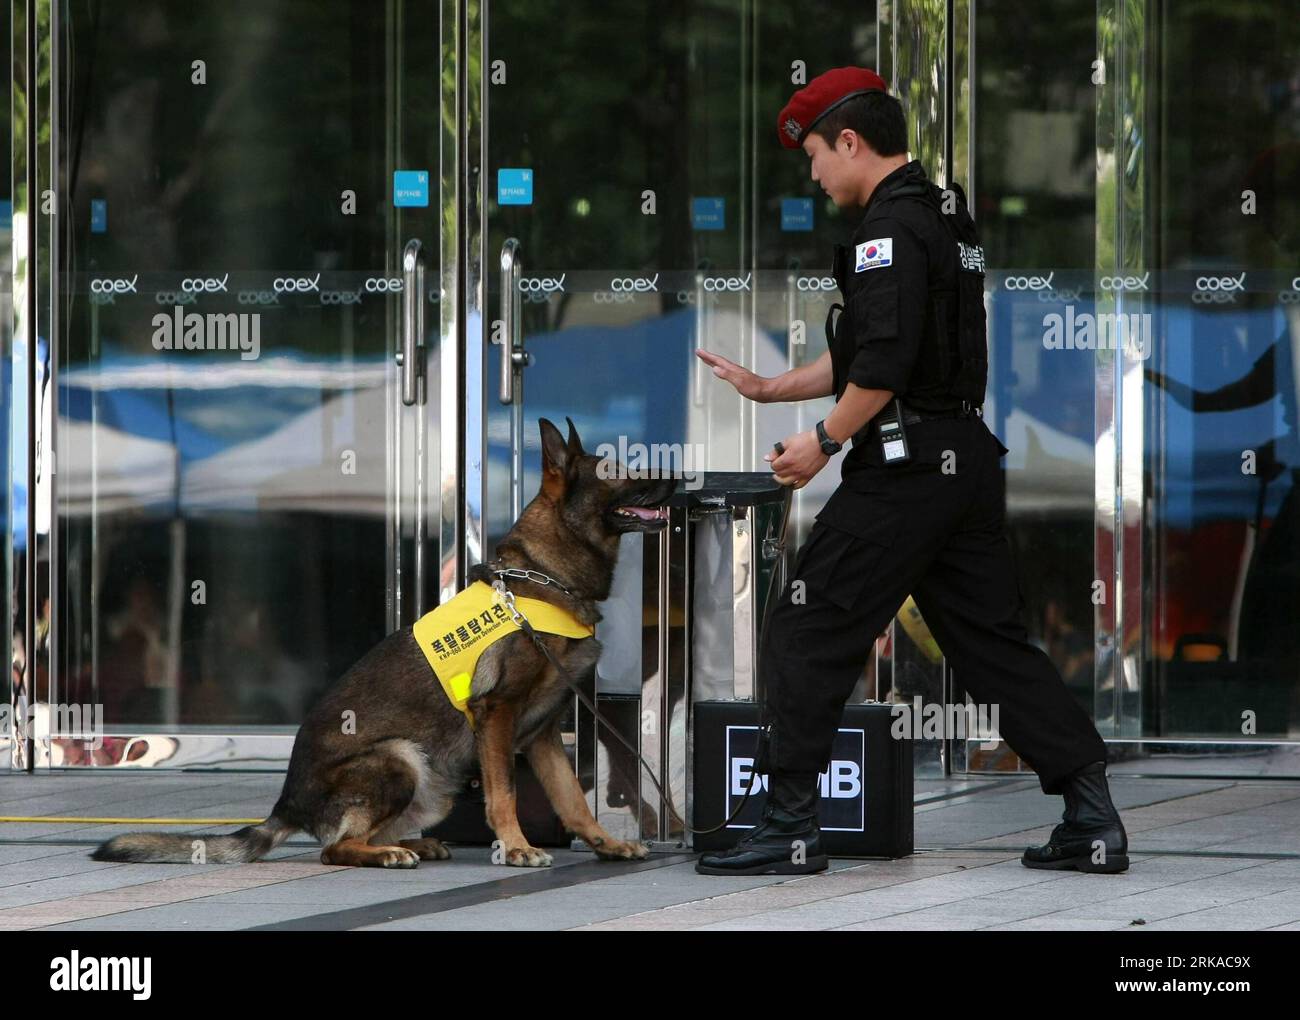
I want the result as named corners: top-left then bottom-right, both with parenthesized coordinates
top-left (481, 479), bottom-right (794, 836)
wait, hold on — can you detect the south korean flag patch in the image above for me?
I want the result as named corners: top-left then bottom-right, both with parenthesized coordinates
top-left (855, 237), bottom-right (893, 272)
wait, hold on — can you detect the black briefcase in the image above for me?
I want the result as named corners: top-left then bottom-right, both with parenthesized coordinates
top-left (691, 700), bottom-right (913, 858)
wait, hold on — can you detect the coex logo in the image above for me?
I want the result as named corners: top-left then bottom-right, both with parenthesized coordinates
top-left (272, 273), bottom-right (321, 293)
top-left (153, 290), bottom-right (198, 306)
top-left (796, 276), bottom-right (838, 291)
top-left (1003, 272), bottom-right (1055, 291)
top-left (724, 725), bottom-right (865, 832)
top-left (181, 274), bottom-right (229, 293)
top-left (89, 275), bottom-right (139, 304)
top-left (237, 290), bottom-right (279, 305)
top-left (596, 274), bottom-right (659, 303)
top-left (609, 273), bottom-right (659, 292)
top-left (320, 289), bottom-right (362, 305)
top-left (1195, 273), bottom-right (1246, 292)
top-left (1004, 272), bottom-right (1082, 302)
top-left (1193, 272), bottom-right (1246, 304)
top-left (90, 274), bottom-right (139, 294)
top-left (518, 273), bottom-right (566, 293)
top-left (519, 273), bottom-right (566, 303)
top-left (1099, 273), bottom-right (1150, 292)
top-left (701, 273), bottom-right (752, 292)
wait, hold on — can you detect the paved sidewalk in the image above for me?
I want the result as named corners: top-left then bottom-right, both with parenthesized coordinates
top-left (1, 764), bottom-right (1298, 931)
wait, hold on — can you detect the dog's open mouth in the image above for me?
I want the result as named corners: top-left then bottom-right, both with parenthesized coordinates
top-left (613, 505), bottom-right (669, 522)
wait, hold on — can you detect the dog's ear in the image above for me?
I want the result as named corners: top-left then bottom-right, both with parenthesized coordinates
top-left (564, 416), bottom-right (585, 459)
top-left (539, 417), bottom-right (570, 500)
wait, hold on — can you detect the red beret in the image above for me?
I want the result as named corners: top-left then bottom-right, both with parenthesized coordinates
top-left (777, 66), bottom-right (889, 149)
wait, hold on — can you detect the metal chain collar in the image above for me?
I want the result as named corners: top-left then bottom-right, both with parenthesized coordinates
top-left (487, 564), bottom-right (581, 602)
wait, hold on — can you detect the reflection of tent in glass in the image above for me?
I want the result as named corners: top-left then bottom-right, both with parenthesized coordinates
top-left (1001, 408), bottom-right (1097, 515)
top-left (181, 379), bottom-right (394, 516)
top-left (57, 417), bottom-right (179, 514)
top-left (40, 319), bottom-right (1290, 527)
top-left (509, 307), bottom-right (1103, 520)
top-left (50, 353), bottom-right (396, 728)
top-left (55, 353), bottom-right (390, 517)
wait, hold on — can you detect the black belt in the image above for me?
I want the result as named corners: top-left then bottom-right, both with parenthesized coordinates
top-left (892, 401), bottom-right (982, 426)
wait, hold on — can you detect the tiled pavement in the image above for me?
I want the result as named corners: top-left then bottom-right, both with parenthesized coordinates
top-left (1, 760), bottom-right (1298, 931)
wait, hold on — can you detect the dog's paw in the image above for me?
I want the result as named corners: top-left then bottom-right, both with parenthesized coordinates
top-left (591, 837), bottom-right (650, 861)
top-left (398, 837), bottom-right (452, 861)
top-left (504, 845), bottom-right (554, 868)
top-left (377, 847), bottom-right (422, 869)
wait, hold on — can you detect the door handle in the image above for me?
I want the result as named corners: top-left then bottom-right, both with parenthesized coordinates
top-left (400, 239), bottom-right (425, 406)
top-left (785, 270), bottom-right (800, 372)
top-left (692, 269), bottom-right (706, 406)
top-left (499, 237), bottom-right (522, 404)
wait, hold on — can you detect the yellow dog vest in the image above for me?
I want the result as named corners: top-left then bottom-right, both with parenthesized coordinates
top-left (411, 580), bottom-right (594, 728)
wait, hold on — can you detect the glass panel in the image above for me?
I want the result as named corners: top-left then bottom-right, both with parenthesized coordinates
top-left (42, 0), bottom-right (441, 760)
top-left (480, 0), bottom-right (880, 837)
top-left (973, 0), bottom-right (1100, 736)
top-left (973, 0), bottom-right (1300, 751)
top-left (1, 0), bottom-right (13, 770)
top-left (8, 0), bottom-right (48, 772)
top-left (1145, 3), bottom-right (1300, 740)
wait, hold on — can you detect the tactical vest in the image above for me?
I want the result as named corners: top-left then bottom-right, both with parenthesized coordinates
top-left (411, 581), bottom-right (594, 728)
top-left (826, 175), bottom-right (988, 412)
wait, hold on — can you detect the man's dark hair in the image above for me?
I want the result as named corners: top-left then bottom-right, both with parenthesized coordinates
top-left (810, 91), bottom-right (907, 156)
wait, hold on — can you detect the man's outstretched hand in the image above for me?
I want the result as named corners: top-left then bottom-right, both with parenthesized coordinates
top-left (695, 349), bottom-right (770, 403)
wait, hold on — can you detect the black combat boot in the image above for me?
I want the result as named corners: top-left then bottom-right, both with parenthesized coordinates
top-left (1022, 760), bottom-right (1129, 873)
top-left (695, 770), bottom-right (829, 876)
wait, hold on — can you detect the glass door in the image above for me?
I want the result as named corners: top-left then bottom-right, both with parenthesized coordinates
top-left (10, 0), bottom-right (451, 769)
top-left (962, 0), bottom-right (1103, 777)
top-left (470, 0), bottom-right (885, 842)
top-left (1142, 2), bottom-right (1300, 744)
top-left (968, 0), bottom-right (1300, 762)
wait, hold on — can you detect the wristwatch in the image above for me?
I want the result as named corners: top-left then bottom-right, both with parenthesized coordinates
top-left (815, 419), bottom-right (842, 455)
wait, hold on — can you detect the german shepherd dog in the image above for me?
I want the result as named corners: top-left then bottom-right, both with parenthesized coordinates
top-left (92, 417), bottom-right (677, 869)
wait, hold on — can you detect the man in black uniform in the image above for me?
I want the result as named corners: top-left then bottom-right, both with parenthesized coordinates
top-left (693, 67), bottom-right (1128, 876)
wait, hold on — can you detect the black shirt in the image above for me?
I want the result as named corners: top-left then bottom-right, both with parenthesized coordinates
top-left (830, 159), bottom-right (968, 420)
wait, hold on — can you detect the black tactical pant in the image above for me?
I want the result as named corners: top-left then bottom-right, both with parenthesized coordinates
top-left (760, 415), bottom-right (1106, 796)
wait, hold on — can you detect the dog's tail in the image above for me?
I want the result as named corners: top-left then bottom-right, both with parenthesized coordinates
top-left (90, 815), bottom-right (296, 864)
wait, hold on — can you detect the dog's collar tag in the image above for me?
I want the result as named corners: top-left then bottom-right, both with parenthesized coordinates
top-left (412, 581), bottom-right (594, 728)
